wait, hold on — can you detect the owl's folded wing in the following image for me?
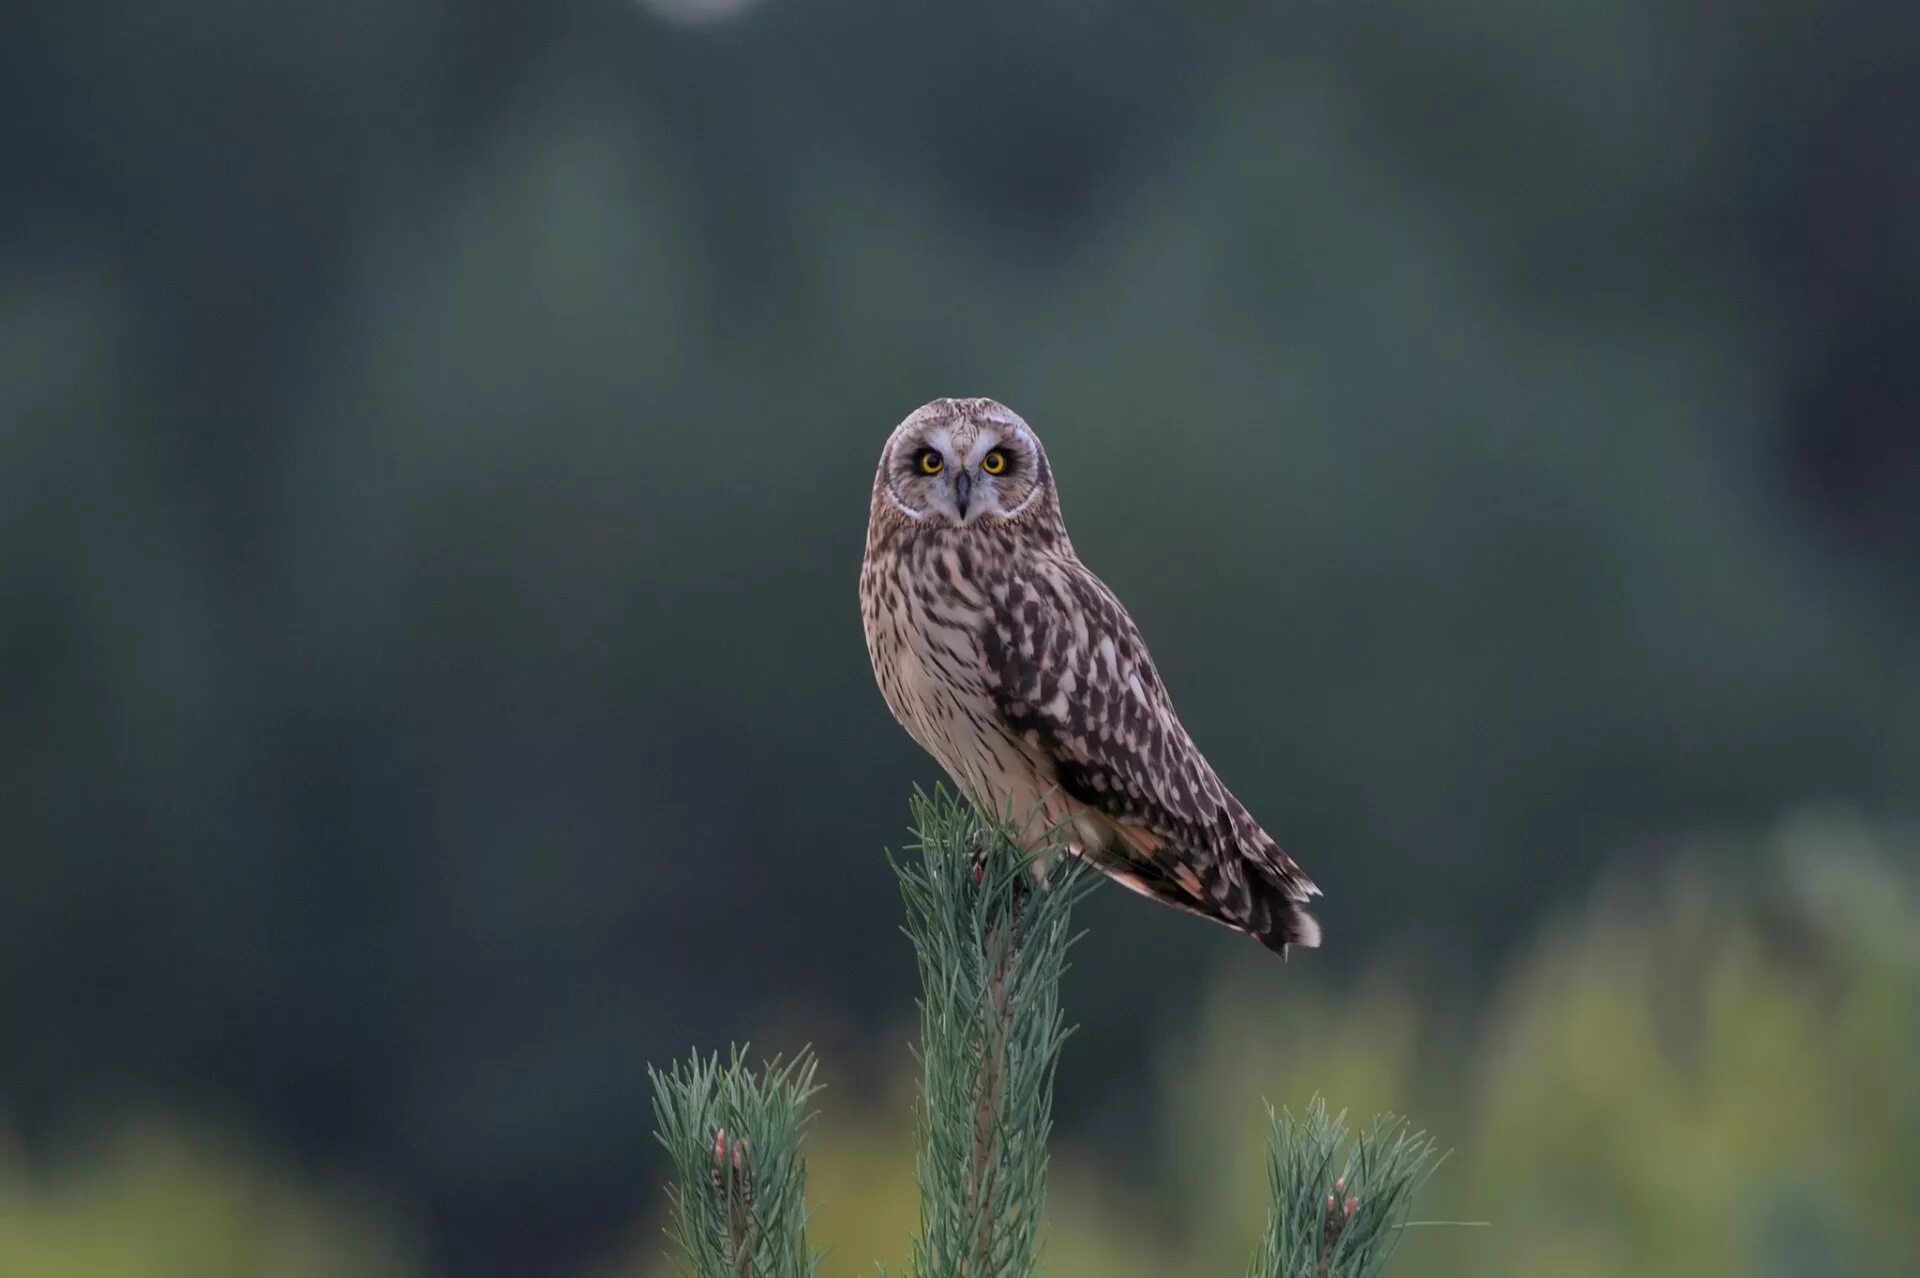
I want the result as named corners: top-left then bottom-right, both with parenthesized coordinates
top-left (981, 558), bottom-right (1319, 951)
top-left (983, 562), bottom-right (1222, 841)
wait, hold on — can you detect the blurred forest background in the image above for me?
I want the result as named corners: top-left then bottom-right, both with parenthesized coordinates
top-left (3, 0), bottom-right (1917, 1274)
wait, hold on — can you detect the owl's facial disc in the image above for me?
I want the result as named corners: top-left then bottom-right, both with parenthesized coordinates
top-left (882, 399), bottom-right (1051, 528)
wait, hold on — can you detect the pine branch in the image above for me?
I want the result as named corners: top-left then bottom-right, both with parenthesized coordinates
top-left (1246, 1099), bottom-right (1441, 1278)
top-left (893, 788), bottom-right (1094, 1278)
top-left (647, 795), bottom-right (1453, 1278)
top-left (650, 1047), bottom-right (823, 1278)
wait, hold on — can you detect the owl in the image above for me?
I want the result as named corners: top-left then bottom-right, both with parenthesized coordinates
top-left (859, 397), bottom-right (1320, 955)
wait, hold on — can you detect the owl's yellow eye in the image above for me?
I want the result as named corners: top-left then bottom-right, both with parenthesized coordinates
top-left (917, 450), bottom-right (944, 475)
top-left (981, 449), bottom-right (1008, 476)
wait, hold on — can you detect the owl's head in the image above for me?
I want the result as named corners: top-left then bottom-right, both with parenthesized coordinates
top-left (874, 398), bottom-right (1058, 531)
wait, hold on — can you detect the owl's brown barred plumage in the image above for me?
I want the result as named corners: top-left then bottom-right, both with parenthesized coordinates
top-left (859, 397), bottom-right (1321, 955)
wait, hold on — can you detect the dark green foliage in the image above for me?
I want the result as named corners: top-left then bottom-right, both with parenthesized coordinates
top-left (6, 3), bottom-right (1920, 1270)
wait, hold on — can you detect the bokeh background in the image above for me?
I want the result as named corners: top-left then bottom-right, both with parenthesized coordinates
top-left (4, 0), bottom-right (1918, 1274)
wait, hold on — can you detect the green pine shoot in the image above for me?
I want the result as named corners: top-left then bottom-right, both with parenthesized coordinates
top-left (1248, 1099), bottom-right (1442, 1278)
top-left (650, 1047), bottom-right (823, 1278)
top-left (894, 788), bottom-right (1094, 1278)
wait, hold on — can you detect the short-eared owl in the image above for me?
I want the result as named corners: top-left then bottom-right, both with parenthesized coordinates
top-left (859, 397), bottom-right (1320, 954)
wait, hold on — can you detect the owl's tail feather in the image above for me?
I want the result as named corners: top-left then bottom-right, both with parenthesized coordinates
top-left (1247, 854), bottom-right (1322, 957)
top-left (1251, 900), bottom-right (1322, 958)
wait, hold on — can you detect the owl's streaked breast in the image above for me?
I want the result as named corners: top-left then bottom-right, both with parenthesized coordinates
top-left (861, 531), bottom-right (1062, 830)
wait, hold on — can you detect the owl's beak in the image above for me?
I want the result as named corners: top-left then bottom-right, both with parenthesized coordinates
top-left (952, 470), bottom-right (972, 518)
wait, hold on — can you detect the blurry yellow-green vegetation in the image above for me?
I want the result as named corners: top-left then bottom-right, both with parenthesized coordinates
top-left (621, 814), bottom-right (1918, 1278)
top-left (7, 817), bottom-right (1901, 1278)
top-left (0, 1121), bottom-right (416, 1278)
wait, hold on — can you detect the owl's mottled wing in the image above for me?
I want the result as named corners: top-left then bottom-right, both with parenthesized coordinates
top-left (982, 559), bottom-right (1320, 952)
